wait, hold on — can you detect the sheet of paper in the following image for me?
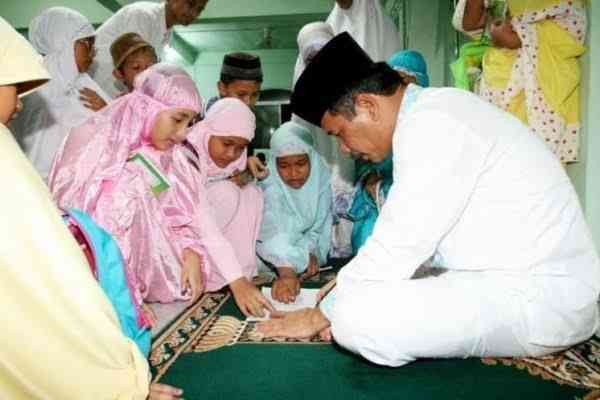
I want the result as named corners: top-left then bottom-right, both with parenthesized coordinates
top-left (246, 288), bottom-right (319, 321)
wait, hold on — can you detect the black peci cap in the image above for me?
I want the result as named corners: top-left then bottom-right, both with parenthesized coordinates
top-left (291, 32), bottom-right (376, 127)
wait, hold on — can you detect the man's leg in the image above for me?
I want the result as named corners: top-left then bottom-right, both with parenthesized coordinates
top-left (330, 271), bottom-right (555, 367)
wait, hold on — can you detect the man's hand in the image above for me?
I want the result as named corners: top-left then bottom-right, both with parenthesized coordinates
top-left (230, 277), bottom-right (275, 317)
top-left (148, 383), bottom-right (184, 400)
top-left (79, 87), bottom-right (107, 111)
top-left (181, 249), bottom-right (205, 303)
top-left (490, 18), bottom-right (522, 49)
top-left (272, 267), bottom-right (300, 303)
top-left (247, 156), bottom-right (269, 180)
top-left (257, 308), bottom-right (331, 339)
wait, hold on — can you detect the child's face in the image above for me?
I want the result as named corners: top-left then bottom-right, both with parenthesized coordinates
top-left (207, 135), bottom-right (249, 168)
top-left (0, 85), bottom-right (21, 125)
top-left (218, 80), bottom-right (261, 108)
top-left (115, 48), bottom-right (157, 91)
top-left (74, 37), bottom-right (95, 73)
top-left (276, 154), bottom-right (311, 189)
top-left (150, 108), bottom-right (196, 151)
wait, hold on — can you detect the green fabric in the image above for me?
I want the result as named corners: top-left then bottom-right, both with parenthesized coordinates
top-left (157, 291), bottom-right (587, 400)
top-left (450, 39), bottom-right (491, 91)
top-left (161, 344), bottom-right (586, 400)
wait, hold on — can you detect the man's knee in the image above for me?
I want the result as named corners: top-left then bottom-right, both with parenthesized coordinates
top-left (330, 294), bottom-right (413, 367)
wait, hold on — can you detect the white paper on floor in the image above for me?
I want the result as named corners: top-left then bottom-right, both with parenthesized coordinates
top-left (246, 287), bottom-right (319, 322)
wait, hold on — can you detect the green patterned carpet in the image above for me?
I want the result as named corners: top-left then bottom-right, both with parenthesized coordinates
top-left (150, 285), bottom-right (599, 400)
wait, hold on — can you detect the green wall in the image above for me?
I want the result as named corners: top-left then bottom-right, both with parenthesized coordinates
top-left (567, 1), bottom-right (600, 251)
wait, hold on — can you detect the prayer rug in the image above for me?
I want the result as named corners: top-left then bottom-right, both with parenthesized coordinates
top-left (483, 338), bottom-right (600, 392)
top-left (148, 276), bottom-right (598, 399)
top-left (149, 290), bottom-right (230, 382)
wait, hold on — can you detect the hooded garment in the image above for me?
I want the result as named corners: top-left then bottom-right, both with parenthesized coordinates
top-left (326, 0), bottom-right (401, 62)
top-left (50, 63), bottom-right (205, 303)
top-left (11, 7), bottom-right (110, 182)
top-left (186, 98), bottom-right (265, 289)
top-left (0, 16), bottom-right (149, 399)
top-left (293, 22), bottom-right (335, 87)
top-left (257, 121), bottom-right (332, 273)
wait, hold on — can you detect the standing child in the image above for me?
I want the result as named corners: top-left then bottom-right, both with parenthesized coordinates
top-left (257, 121), bottom-right (332, 304)
top-left (12, 7), bottom-right (110, 182)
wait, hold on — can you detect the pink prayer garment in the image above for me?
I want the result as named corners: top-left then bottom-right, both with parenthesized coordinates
top-left (49, 63), bottom-right (205, 304)
top-left (186, 98), bottom-right (264, 290)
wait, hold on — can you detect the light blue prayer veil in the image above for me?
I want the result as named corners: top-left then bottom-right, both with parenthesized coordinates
top-left (387, 49), bottom-right (429, 87)
top-left (257, 121), bottom-right (332, 273)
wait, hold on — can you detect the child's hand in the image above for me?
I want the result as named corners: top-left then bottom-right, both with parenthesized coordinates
top-left (247, 156), bottom-right (269, 180)
top-left (230, 277), bottom-right (274, 317)
top-left (490, 18), bottom-right (522, 49)
top-left (299, 254), bottom-right (319, 282)
top-left (181, 250), bottom-right (205, 303)
top-left (149, 383), bottom-right (184, 400)
top-left (273, 267), bottom-right (301, 303)
top-left (363, 172), bottom-right (382, 201)
top-left (141, 303), bottom-right (158, 327)
top-left (79, 87), bottom-right (107, 111)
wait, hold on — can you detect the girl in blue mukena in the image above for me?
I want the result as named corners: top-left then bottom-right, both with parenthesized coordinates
top-left (257, 121), bottom-right (332, 303)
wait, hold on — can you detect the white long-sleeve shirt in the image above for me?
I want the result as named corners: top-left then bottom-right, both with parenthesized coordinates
top-left (322, 85), bottom-right (600, 348)
top-left (91, 1), bottom-right (171, 97)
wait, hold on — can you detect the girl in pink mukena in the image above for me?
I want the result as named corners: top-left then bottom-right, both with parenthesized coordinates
top-left (184, 98), bottom-right (274, 318)
top-left (49, 63), bottom-right (205, 324)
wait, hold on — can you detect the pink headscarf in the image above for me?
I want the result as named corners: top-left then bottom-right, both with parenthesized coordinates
top-left (49, 63), bottom-right (202, 210)
top-left (50, 63), bottom-right (206, 305)
top-left (187, 97), bottom-right (256, 180)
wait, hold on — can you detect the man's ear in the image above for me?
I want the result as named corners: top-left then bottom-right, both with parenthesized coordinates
top-left (113, 68), bottom-right (124, 81)
top-left (217, 81), bottom-right (227, 97)
top-left (355, 93), bottom-right (379, 122)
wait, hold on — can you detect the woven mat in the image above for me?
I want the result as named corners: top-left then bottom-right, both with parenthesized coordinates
top-left (483, 337), bottom-right (600, 396)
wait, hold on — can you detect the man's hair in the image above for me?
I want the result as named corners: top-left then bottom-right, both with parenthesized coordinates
top-left (328, 62), bottom-right (404, 119)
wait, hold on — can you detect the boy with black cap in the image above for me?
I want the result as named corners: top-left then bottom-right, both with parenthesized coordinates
top-left (257, 32), bottom-right (600, 370)
top-left (204, 52), bottom-right (263, 113)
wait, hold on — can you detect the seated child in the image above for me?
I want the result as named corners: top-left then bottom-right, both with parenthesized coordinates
top-left (50, 63), bottom-right (205, 322)
top-left (257, 121), bottom-right (332, 304)
top-left (12, 7), bottom-right (110, 182)
top-left (186, 98), bottom-right (274, 317)
top-left (204, 52), bottom-right (263, 113)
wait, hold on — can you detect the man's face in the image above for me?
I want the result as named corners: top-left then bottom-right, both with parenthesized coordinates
top-left (321, 101), bottom-right (393, 163)
top-left (168, 0), bottom-right (208, 26)
top-left (218, 80), bottom-right (261, 108)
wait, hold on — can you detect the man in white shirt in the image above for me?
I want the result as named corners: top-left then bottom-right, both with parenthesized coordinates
top-left (257, 33), bottom-right (600, 367)
top-left (91, 0), bottom-right (208, 97)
